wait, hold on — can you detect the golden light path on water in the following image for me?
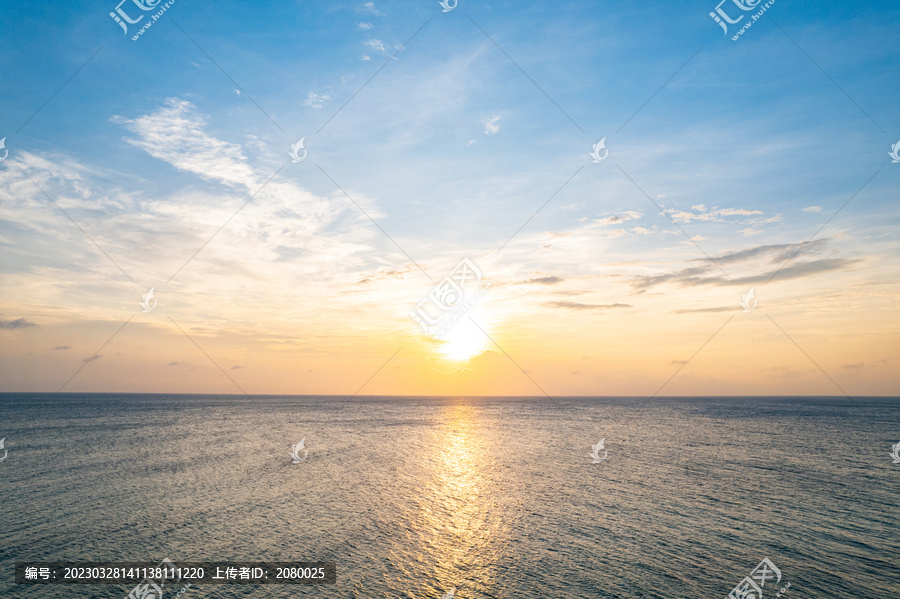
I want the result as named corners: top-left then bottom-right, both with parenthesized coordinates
top-left (388, 402), bottom-right (512, 597)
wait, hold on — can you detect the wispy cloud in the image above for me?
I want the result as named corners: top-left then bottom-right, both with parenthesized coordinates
top-left (632, 240), bottom-right (861, 291)
top-left (361, 1), bottom-right (384, 16)
top-left (482, 115), bottom-right (501, 134)
top-left (543, 301), bottom-right (632, 310)
top-left (0, 317), bottom-right (36, 329)
top-left (670, 306), bottom-right (735, 314)
top-left (597, 211), bottom-right (642, 226)
top-left (523, 276), bottom-right (565, 285)
top-left (112, 99), bottom-right (256, 188)
top-left (667, 206), bottom-right (763, 224)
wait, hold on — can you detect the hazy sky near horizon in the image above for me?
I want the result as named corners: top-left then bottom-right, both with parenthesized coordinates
top-left (1, 0), bottom-right (898, 396)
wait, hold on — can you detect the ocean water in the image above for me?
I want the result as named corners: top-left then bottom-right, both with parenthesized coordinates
top-left (0, 394), bottom-right (897, 599)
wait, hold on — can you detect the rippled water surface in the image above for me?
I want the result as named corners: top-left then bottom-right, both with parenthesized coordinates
top-left (0, 394), bottom-right (898, 598)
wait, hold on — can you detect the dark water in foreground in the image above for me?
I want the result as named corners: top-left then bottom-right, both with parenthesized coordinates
top-left (0, 394), bottom-right (897, 598)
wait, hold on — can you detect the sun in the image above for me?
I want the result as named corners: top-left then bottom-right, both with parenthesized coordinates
top-left (437, 318), bottom-right (490, 361)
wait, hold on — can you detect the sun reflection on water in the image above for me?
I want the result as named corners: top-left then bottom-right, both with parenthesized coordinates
top-left (413, 403), bottom-right (509, 597)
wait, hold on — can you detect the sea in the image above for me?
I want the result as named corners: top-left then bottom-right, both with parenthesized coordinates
top-left (0, 394), bottom-right (897, 598)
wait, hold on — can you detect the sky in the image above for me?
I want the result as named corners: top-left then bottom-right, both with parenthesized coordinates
top-left (0, 0), bottom-right (898, 396)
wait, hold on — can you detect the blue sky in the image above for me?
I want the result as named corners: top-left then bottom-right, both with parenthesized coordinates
top-left (0, 0), bottom-right (898, 395)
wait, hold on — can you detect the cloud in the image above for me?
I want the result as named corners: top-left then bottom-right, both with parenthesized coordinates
top-left (741, 227), bottom-right (762, 236)
top-left (361, 2), bottom-right (384, 15)
top-left (694, 240), bottom-right (828, 266)
top-left (482, 115), bottom-right (500, 135)
top-left (803, 206), bottom-right (822, 213)
top-left (364, 39), bottom-right (386, 52)
top-left (842, 362), bottom-right (865, 369)
top-left (632, 244), bottom-right (861, 291)
top-left (362, 55), bottom-right (371, 61)
top-left (0, 317), bottom-right (36, 329)
top-left (524, 276), bottom-right (565, 285)
top-left (83, 355), bottom-right (102, 363)
top-left (667, 206), bottom-right (763, 224)
top-left (54, 345), bottom-right (70, 350)
top-left (358, 21), bottom-right (373, 30)
top-left (304, 92), bottom-right (332, 109)
top-left (596, 211), bottom-right (642, 226)
top-left (543, 301), bottom-right (632, 310)
top-left (112, 98), bottom-right (257, 188)
top-left (231, 365), bottom-right (244, 370)
top-left (670, 306), bottom-right (735, 314)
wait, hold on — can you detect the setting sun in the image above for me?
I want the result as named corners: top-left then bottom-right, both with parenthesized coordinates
top-left (437, 318), bottom-right (490, 361)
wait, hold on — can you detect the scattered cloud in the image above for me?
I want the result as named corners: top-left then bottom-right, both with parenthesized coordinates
top-left (803, 206), bottom-right (823, 213)
top-left (53, 345), bottom-right (70, 350)
top-left (83, 355), bottom-right (102, 363)
top-left (231, 365), bottom-right (244, 370)
top-left (358, 21), bottom-right (373, 30)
